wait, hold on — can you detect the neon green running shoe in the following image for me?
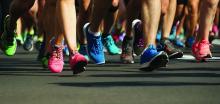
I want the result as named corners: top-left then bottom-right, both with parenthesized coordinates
top-left (0, 15), bottom-right (17, 56)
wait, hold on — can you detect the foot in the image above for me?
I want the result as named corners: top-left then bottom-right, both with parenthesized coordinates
top-left (69, 53), bottom-right (88, 74)
top-left (102, 35), bottom-right (121, 55)
top-left (23, 35), bottom-right (34, 51)
top-left (159, 39), bottom-right (183, 59)
top-left (48, 46), bottom-right (64, 73)
top-left (0, 15), bottom-right (17, 56)
top-left (193, 40), bottom-right (212, 61)
top-left (140, 44), bottom-right (169, 71)
top-left (132, 19), bottom-right (145, 56)
top-left (120, 36), bottom-right (134, 64)
top-left (83, 23), bottom-right (105, 64)
top-left (185, 37), bottom-right (195, 48)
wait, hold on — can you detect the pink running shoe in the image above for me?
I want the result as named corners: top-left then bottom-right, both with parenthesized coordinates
top-left (48, 46), bottom-right (64, 73)
top-left (194, 40), bottom-right (212, 61)
top-left (192, 41), bottom-right (199, 57)
top-left (69, 53), bottom-right (88, 74)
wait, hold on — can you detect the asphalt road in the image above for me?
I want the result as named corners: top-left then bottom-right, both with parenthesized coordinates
top-left (0, 41), bottom-right (220, 104)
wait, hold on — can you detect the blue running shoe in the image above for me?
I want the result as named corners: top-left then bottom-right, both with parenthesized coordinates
top-left (169, 26), bottom-right (177, 40)
top-left (173, 38), bottom-right (185, 48)
top-left (156, 30), bottom-right (162, 42)
top-left (140, 44), bottom-right (168, 71)
top-left (83, 23), bottom-right (105, 64)
top-left (78, 44), bottom-right (90, 61)
top-left (102, 35), bottom-right (121, 55)
top-left (185, 37), bottom-right (195, 48)
top-left (63, 45), bottom-right (69, 56)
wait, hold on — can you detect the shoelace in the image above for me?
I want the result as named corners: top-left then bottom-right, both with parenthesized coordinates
top-left (52, 47), bottom-right (63, 60)
top-left (105, 36), bottom-right (115, 47)
top-left (91, 37), bottom-right (102, 54)
top-left (121, 45), bottom-right (132, 57)
top-left (137, 38), bottom-right (144, 47)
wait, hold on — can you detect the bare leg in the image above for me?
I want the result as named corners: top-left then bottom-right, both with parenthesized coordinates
top-left (56, 0), bottom-right (77, 53)
top-left (77, 0), bottom-right (91, 44)
top-left (185, 0), bottom-right (200, 39)
top-left (161, 0), bottom-right (176, 39)
top-left (197, 0), bottom-right (219, 42)
top-left (141, 0), bottom-right (161, 46)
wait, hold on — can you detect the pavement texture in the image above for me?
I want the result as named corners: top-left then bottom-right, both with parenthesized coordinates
top-left (0, 41), bottom-right (220, 104)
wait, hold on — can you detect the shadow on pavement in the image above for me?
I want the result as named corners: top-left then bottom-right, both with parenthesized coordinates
top-left (51, 81), bottom-right (220, 87)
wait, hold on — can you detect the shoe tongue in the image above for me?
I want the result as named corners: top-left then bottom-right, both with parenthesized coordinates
top-left (54, 45), bottom-right (63, 50)
top-left (148, 44), bottom-right (156, 50)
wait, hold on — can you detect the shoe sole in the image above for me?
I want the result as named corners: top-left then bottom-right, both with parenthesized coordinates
top-left (121, 59), bottom-right (134, 64)
top-left (169, 52), bottom-right (183, 59)
top-left (196, 54), bottom-right (212, 62)
top-left (140, 52), bottom-right (169, 72)
top-left (72, 61), bottom-right (87, 75)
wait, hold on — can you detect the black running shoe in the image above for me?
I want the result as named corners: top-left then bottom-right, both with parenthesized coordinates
top-left (120, 36), bottom-right (134, 64)
top-left (132, 19), bottom-right (145, 56)
top-left (159, 39), bottom-right (183, 59)
top-left (23, 35), bottom-right (34, 51)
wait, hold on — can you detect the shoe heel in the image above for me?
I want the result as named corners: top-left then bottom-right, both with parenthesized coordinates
top-left (72, 61), bottom-right (87, 74)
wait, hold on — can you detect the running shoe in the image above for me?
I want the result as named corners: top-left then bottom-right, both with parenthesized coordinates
top-left (48, 45), bottom-right (64, 73)
top-left (140, 44), bottom-right (169, 71)
top-left (156, 30), bottom-right (162, 42)
top-left (185, 36), bottom-right (195, 48)
top-left (83, 23), bottom-right (105, 64)
top-left (191, 41), bottom-right (199, 57)
top-left (0, 15), bottom-right (17, 56)
top-left (37, 39), bottom-right (46, 61)
top-left (69, 53), bottom-right (88, 74)
top-left (23, 35), bottom-right (34, 51)
top-left (193, 40), bottom-right (212, 61)
top-left (132, 19), bottom-right (145, 56)
top-left (63, 45), bottom-right (69, 56)
top-left (169, 26), bottom-right (177, 40)
top-left (172, 38), bottom-right (185, 48)
top-left (159, 39), bottom-right (183, 59)
top-left (120, 36), bottom-right (134, 64)
top-left (16, 34), bottom-right (24, 45)
top-left (78, 44), bottom-right (89, 61)
top-left (41, 53), bottom-right (50, 68)
top-left (35, 41), bottom-right (42, 51)
top-left (102, 35), bottom-right (120, 55)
